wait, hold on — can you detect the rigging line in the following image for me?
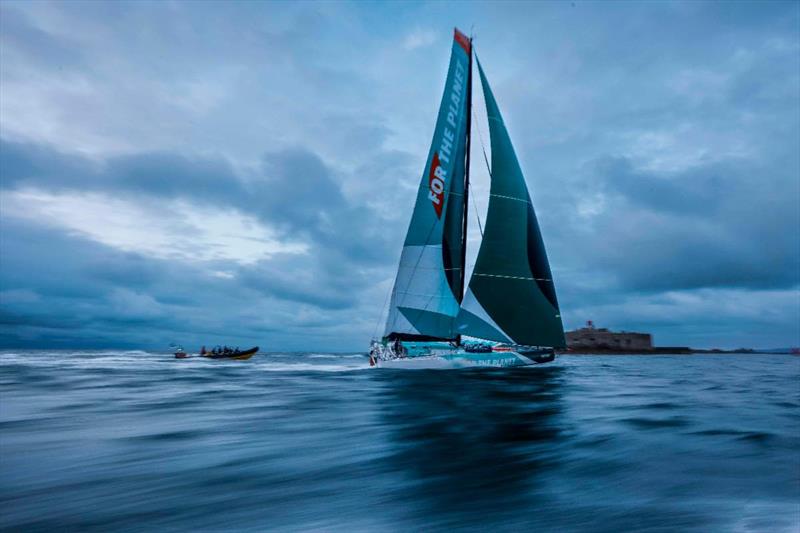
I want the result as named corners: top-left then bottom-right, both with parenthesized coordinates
top-left (469, 180), bottom-right (484, 237)
top-left (407, 288), bottom-right (443, 338)
top-left (372, 273), bottom-right (395, 340)
top-left (392, 291), bottom-right (450, 298)
top-left (384, 153), bottom-right (450, 336)
top-left (472, 107), bottom-right (492, 179)
top-left (470, 107), bottom-right (491, 237)
top-left (402, 186), bottom-right (465, 337)
top-left (388, 193), bottom-right (446, 335)
top-left (373, 226), bottom-right (407, 340)
top-left (402, 210), bottom-right (459, 335)
top-left (392, 291), bottom-right (446, 298)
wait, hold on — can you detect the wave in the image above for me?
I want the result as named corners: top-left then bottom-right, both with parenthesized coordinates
top-left (307, 354), bottom-right (365, 359)
top-left (0, 350), bottom-right (152, 360)
top-left (254, 362), bottom-right (370, 372)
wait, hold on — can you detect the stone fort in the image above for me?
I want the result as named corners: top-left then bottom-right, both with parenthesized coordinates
top-left (566, 321), bottom-right (653, 351)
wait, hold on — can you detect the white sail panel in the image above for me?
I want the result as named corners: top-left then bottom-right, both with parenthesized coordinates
top-left (384, 245), bottom-right (462, 337)
top-left (456, 288), bottom-right (513, 343)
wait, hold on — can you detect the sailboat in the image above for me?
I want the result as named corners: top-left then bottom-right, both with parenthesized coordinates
top-left (370, 28), bottom-right (565, 368)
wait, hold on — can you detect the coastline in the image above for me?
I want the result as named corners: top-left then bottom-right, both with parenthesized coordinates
top-left (557, 348), bottom-right (766, 355)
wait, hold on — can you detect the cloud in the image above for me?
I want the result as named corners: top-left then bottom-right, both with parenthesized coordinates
top-left (0, 217), bottom-right (384, 349)
top-left (555, 155), bottom-right (800, 293)
top-left (0, 134), bottom-right (400, 350)
top-left (0, 138), bottom-right (398, 261)
top-left (403, 28), bottom-right (437, 51)
top-left (3, 188), bottom-right (307, 264)
top-left (0, 1), bottom-right (798, 349)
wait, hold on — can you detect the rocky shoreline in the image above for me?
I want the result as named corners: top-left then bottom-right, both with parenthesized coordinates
top-left (557, 347), bottom-right (759, 355)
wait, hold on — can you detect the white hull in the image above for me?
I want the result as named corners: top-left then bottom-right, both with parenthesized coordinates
top-left (374, 349), bottom-right (555, 369)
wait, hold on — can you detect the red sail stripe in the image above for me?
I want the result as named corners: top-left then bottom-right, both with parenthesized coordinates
top-left (454, 28), bottom-right (471, 54)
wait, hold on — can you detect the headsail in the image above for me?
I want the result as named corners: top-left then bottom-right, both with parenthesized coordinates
top-left (383, 29), bottom-right (472, 341)
top-left (456, 57), bottom-right (565, 348)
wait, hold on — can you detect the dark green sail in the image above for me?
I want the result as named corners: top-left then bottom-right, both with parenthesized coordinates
top-left (455, 57), bottom-right (565, 348)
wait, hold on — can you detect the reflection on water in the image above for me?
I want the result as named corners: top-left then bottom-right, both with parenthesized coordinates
top-left (1, 352), bottom-right (798, 531)
top-left (377, 368), bottom-right (565, 527)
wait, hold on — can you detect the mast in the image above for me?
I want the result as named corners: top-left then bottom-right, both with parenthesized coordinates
top-left (460, 36), bottom-right (473, 303)
top-left (456, 35), bottom-right (473, 346)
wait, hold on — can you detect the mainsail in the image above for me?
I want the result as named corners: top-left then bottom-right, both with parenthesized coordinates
top-left (455, 58), bottom-right (566, 348)
top-left (383, 29), bottom-right (472, 340)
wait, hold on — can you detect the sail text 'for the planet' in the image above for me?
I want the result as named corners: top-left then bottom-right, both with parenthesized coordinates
top-left (428, 59), bottom-right (466, 217)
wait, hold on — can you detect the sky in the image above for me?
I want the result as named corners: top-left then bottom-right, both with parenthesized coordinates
top-left (0, 0), bottom-right (798, 351)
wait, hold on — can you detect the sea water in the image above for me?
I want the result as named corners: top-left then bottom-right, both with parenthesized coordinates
top-left (1, 351), bottom-right (798, 531)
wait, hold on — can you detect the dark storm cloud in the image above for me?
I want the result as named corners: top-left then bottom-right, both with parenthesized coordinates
top-left (1, 138), bottom-right (398, 267)
top-left (0, 139), bottom-right (95, 189)
top-left (565, 155), bottom-right (800, 292)
top-left (0, 219), bottom-right (172, 347)
top-left (0, 6), bottom-right (85, 72)
top-left (0, 217), bottom-right (378, 349)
